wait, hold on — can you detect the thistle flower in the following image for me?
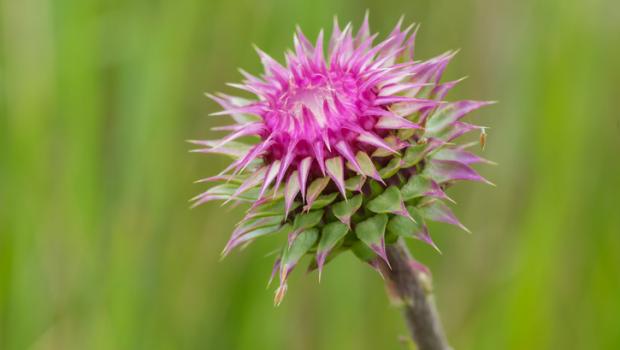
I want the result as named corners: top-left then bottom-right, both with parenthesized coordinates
top-left (192, 14), bottom-right (493, 306)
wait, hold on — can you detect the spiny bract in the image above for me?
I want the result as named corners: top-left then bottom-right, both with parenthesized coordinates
top-left (191, 14), bottom-right (493, 305)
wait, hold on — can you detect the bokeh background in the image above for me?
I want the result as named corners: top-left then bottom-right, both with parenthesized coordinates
top-left (2, 0), bottom-right (619, 349)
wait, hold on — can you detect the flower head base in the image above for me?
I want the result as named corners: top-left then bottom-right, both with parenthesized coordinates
top-left (192, 14), bottom-right (494, 305)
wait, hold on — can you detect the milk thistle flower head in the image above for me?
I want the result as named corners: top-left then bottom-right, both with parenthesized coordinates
top-left (192, 14), bottom-right (493, 306)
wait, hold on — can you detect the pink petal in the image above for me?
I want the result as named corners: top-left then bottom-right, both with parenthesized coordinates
top-left (298, 157), bottom-right (312, 201)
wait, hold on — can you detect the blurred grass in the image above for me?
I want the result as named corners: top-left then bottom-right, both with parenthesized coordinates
top-left (1, 0), bottom-right (619, 349)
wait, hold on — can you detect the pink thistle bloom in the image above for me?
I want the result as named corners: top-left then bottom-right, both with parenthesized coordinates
top-left (192, 14), bottom-right (493, 305)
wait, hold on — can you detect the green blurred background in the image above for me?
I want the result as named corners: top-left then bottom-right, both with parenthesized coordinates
top-left (1, 0), bottom-right (619, 348)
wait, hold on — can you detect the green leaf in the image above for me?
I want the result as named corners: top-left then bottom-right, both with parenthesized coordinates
top-left (397, 128), bottom-right (416, 141)
top-left (372, 135), bottom-right (402, 157)
top-left (425, 101), bottom-right (491, 137)
top-left (425, 103), bottom-right (460, 136)
top-left (236, 224), bottom-right (284, 245)
top-left (331, 194), bottom-right (363, 226)
top-left (355, 214), bottom-right (389, 264)
top-left (355, 151), bottom-right (380, 179)
top-left (196, 183), bottom-right (260, 203)
top-left (316, 222), bottom-right (350, 279)
top-left (202, 183), bottom-right (238, 196)
top-left (278, 227), bottom-right (319, 303)
top-left (345, 175), bottom-right (365, 192)
top-left (367, 186), bottom-right (406, 214)
top-left (306, 177), bottom-right (330, 205)
top-left (351, 240), bottom-right (377, 262)
top-left (418, 200), bottom-right (470, 233)
top-left (379, 157), bottom-right (402, 179)
top-left (293, 210), bottom-right (324, 231)
top-left (402, 143), bottom-right (427, 168)
top-left (249, 199), bottom-right (297, 219)
top-left (325, 156), bottom-right (346, 197)
top-left (284, 228), bottom-right (319, 264)
top-left (368, 179), bottom-right (384, 198)
top-left (281, 228), bottom-right (319, 279)
top-left (318, 222), bottom-right (349, 255)
top-left (308, 246), bottom-right (345, 272)
top-left (307, 192), bottom-right (338, 210)
top-left (350, 241), bottom-right (386, 277)
top-left (284, 171), bottom-right (301, 216)
top-left (237, 215), bottom-right (284, 234)
top-left (401, 175), bottom-right (432, 201)
top-left (387, 206), bottom-right (424, 238)
top-left (222, 224), bottom-right (287, 257)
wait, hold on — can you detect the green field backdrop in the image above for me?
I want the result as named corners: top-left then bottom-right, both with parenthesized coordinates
top-left (1, 0), bottom-right (619, 349)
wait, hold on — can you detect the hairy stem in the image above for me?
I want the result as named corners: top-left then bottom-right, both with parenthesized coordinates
top-left (380, 239), bottom-right (452, 350)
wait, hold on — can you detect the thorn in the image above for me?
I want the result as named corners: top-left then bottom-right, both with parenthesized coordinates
top-left (479, 127), bottom-right (487, 150)
top-left (484, 179), bottom-right (497, 187)
top-left (219, 245), bottom-right (232, 261)
top-left (460, 223), bottom-right (472, 234)
top-left (267, 258), bottom-right (281, 288)
top-left (274, 283), bottom-right (288, 307)
top-left (316, 252), bottom-right (327, 283)
top-left (372, 242), bottom-right (392, 270)
top-left (395, 202), bottom-right (416, 223)
top-left (446, 197), bottom-right (457, 204)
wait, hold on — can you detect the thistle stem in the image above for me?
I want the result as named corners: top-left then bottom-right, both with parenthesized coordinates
top-left (381, 239), bottom-right (452, 350)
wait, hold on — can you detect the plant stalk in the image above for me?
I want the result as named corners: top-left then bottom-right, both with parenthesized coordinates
top-left (380, 239), bottom-right (452, 350)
